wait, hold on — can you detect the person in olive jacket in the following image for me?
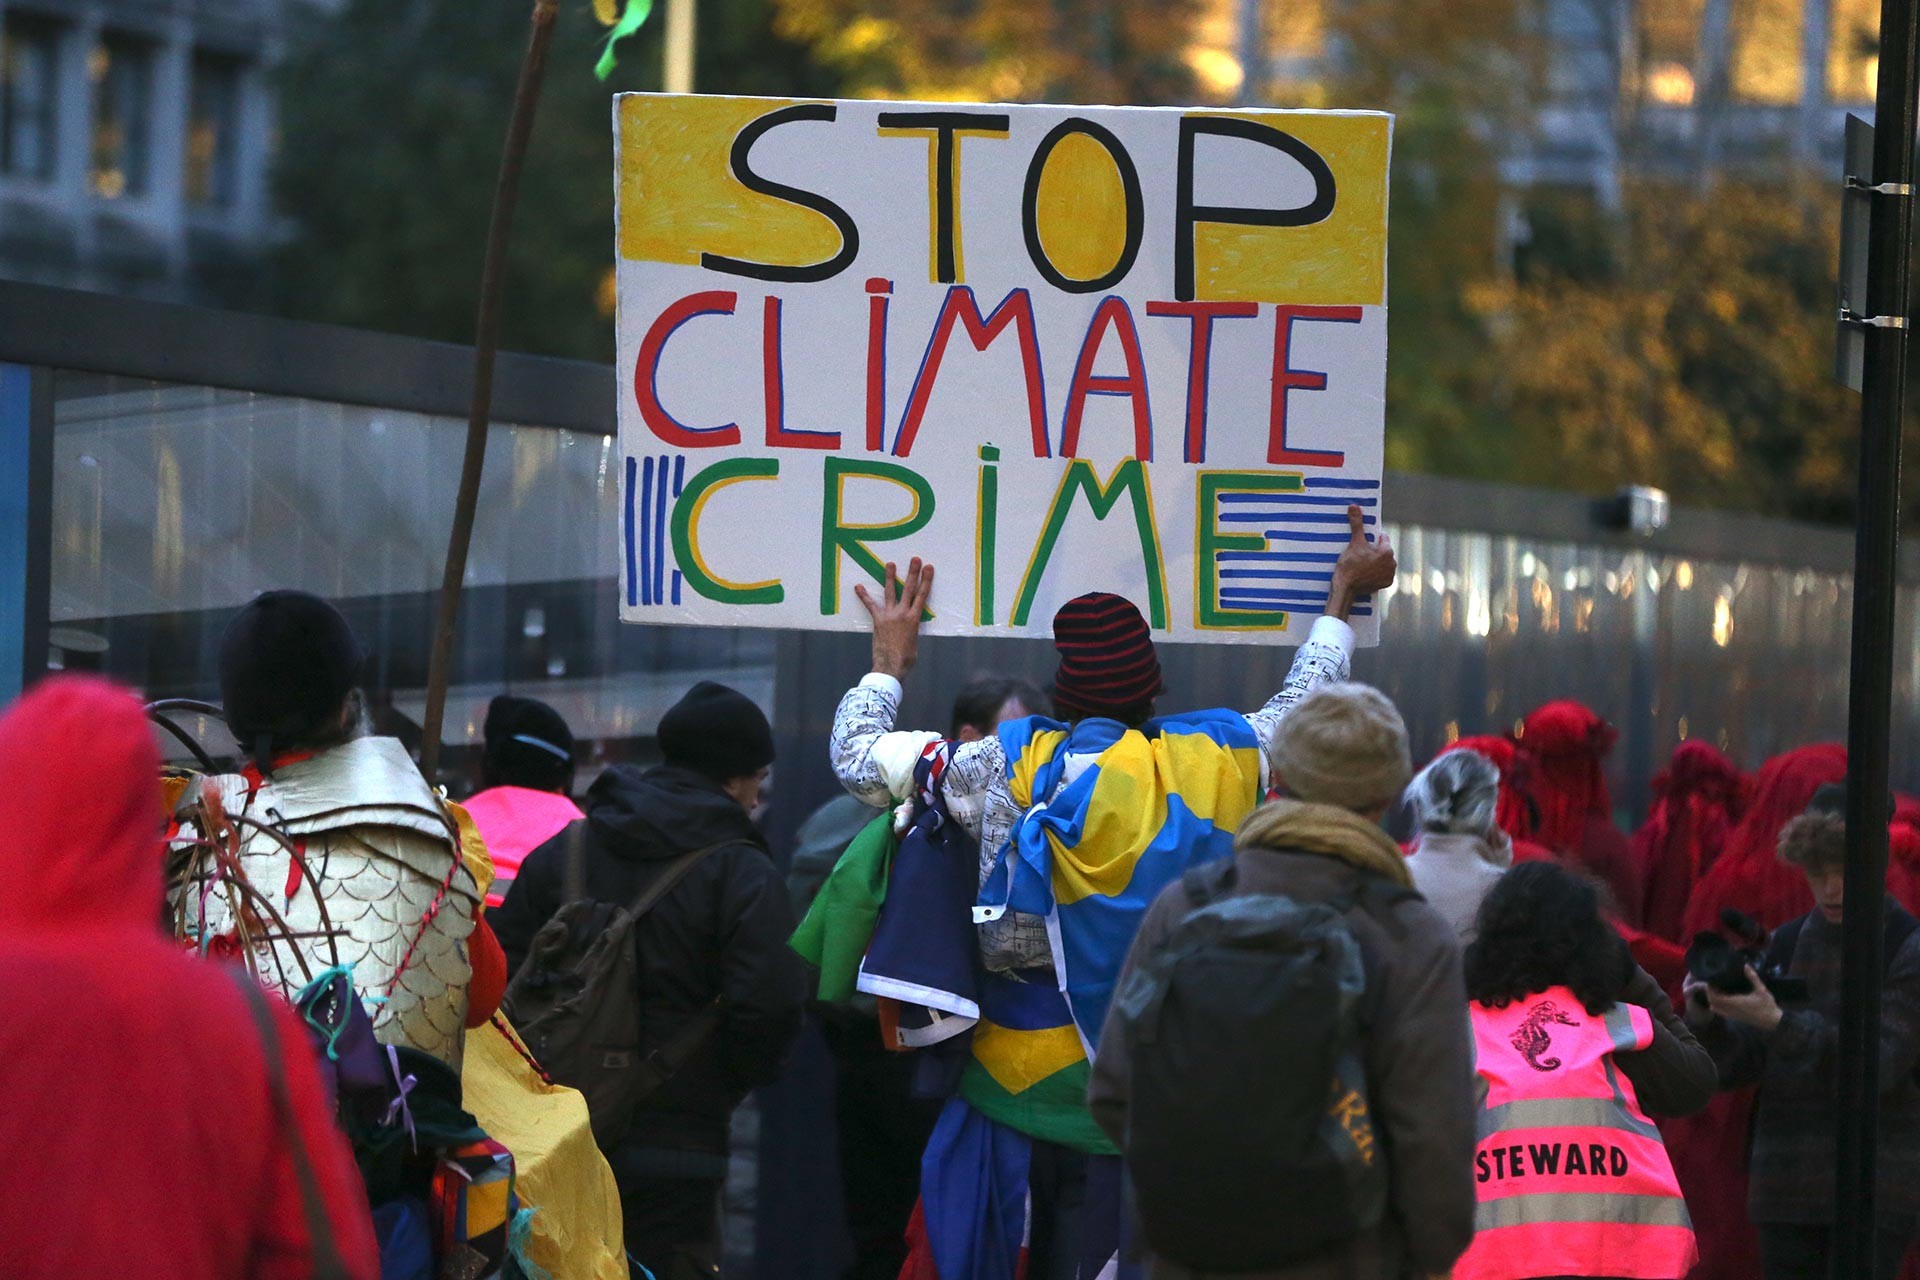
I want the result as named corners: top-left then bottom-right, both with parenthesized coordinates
top-left (493, 682), bottom-right (807, 1280)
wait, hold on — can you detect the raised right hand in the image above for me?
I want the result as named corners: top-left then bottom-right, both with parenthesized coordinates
top-left (1327, 505), bottom-right (1396, 620)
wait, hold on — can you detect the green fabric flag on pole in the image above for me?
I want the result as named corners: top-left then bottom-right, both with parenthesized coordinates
top-left (595, 0), bottom-right (655, 81)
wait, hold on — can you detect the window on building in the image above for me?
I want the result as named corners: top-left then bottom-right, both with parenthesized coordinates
top-left (1829, 0), bottom-right (1879, 102)
top-left (1638, 0), bottom-right (1702, 105)
top-left (185, 54), bottom-right (241, 208)
top-left (90, 33), bottom-right (152, 199)
top-left (1729, 0), bottom-right (1802, 104)
top-left (1, 17), bottom-right (58, 180)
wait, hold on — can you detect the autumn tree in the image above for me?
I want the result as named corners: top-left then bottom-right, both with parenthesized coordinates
top-left (263, 0), bottom-right (836, 362)
top-left (772, 0), bottom-right (1205, 103)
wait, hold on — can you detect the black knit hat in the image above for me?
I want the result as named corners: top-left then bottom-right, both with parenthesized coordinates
top-left (219, 590), bottom-right (365, 764)
top-left (1051, 592), bottom-right (1165, 719)
top-left (483, 695), bottom-right (575, 790)
top-left (657, 681), bottom-right (774, 781)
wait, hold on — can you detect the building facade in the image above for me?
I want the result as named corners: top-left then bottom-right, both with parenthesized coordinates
top-left (0, 0), bottom-right (282, 303)
top-left (1199, 0), bottom-right (1882, 196)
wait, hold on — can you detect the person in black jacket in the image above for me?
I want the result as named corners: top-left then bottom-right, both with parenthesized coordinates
top-left (492, 681), bottom-right (807, 1280)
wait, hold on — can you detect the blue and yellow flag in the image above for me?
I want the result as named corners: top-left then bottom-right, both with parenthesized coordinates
top-left (981, 710), bottom-right (1265, 1054)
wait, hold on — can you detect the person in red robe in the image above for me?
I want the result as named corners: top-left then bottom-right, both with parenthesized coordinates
top-left (1516, 701), bottom-right (1641, 921)
top-left (1667, 743), bottom-right (1848, 1280)
top-left (0, 676), bottom-right (379, 1279)
top-left (1632, 741), bottom-right (1748, 944)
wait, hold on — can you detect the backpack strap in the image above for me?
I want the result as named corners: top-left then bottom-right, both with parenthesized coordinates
top-left (630, 996), bottom-right (730, 1105)
top-left (612, 840), bottom-right (738, 1104)
top-left (232, 973), bottom-right (354, 1280)
top-left (620, 839), bottom-right (734, 922)
top-left (1183, 858), bottom-right (1239, 908)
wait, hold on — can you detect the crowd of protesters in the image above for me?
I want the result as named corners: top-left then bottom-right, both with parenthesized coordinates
top-left (1, 504), bottom-right (1915, 1280)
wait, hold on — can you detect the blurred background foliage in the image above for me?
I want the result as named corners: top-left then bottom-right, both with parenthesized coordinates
top-left (262, 0), bottom-right (1892, 523)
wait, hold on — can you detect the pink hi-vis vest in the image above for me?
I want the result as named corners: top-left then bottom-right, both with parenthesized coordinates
top-left (1452, 986), bottom-right (1696, 1280)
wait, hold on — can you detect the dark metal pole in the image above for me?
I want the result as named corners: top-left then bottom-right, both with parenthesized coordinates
top-left (420, 0), bottom-right (560, 783)
top-left (1837, 0), bottom-right (1920, 1270)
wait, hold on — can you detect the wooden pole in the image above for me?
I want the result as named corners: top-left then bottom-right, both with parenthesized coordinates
top-left (665, 0), bottom-right (696, 94)
top-left (419, 0), bottom-right (560, 784)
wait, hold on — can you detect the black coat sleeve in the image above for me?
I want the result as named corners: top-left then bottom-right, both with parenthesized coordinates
top-left (491, 824), bottom-right (574, 978)
top-left (1612, 963), bottom-right (1718, 1116)
top-left (714, 847), bottom-right (809, 1094)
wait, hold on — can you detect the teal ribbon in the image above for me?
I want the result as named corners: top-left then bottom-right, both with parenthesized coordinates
top-left (595, 0), bottom-right (655, 81)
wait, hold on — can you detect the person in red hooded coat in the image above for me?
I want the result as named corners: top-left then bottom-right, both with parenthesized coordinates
top-left (1515, 700), bottom-right (1642, 923)
top-left (1665, 743), bottom-right (1848, 1280)
top-left (0, 676), bottom-right (379, 1280)
top-left (1632, 741), bottom-right (1748, 945)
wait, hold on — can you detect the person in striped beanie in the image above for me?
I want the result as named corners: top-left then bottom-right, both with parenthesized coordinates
top-left (828, 506), bottom-right (1397, 1280)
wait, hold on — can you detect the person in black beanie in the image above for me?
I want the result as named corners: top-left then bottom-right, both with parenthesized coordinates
top-left (491, 681), bottom-right (807, 1280)
top-left (219, 588), bottom-right (367, 774)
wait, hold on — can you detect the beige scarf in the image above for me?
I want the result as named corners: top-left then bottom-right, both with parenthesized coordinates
top-left (1235, 798), bottom-right (1413, 889)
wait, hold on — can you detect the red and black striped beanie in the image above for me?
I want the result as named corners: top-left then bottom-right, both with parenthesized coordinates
top-left (1050, 592), bottom-right (1165, 719)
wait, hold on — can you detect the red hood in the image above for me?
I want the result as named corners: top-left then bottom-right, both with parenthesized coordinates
top-left (0, 676), bottom-right (164, 935)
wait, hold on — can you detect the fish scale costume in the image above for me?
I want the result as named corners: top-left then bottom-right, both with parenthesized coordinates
top-left (175, 735), bottom-right (483, 1069)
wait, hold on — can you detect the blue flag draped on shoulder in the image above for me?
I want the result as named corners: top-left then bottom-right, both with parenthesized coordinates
top-left (980, 710), bottom-right (1266, 1053)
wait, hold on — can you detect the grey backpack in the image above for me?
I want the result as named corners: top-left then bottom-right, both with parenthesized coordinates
top-left (502, 829), bottom-right (728, 1149)
top-left (1109, 861), bottom-right (1408, 1271)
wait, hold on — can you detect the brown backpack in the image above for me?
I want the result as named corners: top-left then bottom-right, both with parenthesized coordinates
top-left (502, 828), bottom-right (729, 1148)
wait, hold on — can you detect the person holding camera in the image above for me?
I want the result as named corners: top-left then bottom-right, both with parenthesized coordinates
top-left (1683, 786), bottom-right (1920, 1280)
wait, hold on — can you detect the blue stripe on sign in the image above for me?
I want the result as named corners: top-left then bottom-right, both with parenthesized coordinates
top-left (639, 456), bottom-right (656, 606)
top-left (1220, 512), bottom-right (1377, 524)
top-left (1217, 551), bottom-right (1342, 563)
top-left (1221, 570), bottom-right (1334, 581)
top-left (671, 456), bottom-right (686, 604)
top-left (653, 453), bottom-right (669, 606)
top-left (625, 455), bottom-right (640, 607)
top-left (1219, 594), bottom-right (1373, 619)
top-left (1223, 591), bottom-right (1333, 605)
top-left (1304, 478), bottom-right (1380, 490)
top-left (1218, 493), bottom-right (1377, 507)
top-left (1263, 531), bottom-right (1353, 542)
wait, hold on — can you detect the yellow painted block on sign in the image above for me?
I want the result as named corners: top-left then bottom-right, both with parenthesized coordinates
top-left (1188, 111), bottom-right (1390, 307)
top-left (618, 95), bottom-right (846, 270)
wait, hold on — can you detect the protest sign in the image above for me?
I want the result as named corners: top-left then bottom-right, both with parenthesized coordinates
top-left (614, 94), bottom-right (1391, 644)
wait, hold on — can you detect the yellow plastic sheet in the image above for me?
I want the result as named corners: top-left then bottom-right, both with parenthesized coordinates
top-left (463, 1018), bottom-right (628, 1280)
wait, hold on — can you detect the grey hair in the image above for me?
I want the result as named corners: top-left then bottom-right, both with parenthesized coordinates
top-left (1406, 749), bottom-right (1501, 837)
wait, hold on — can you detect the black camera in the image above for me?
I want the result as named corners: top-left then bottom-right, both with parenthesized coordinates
top-left (1685, 908), bottom-right (1809, 1004)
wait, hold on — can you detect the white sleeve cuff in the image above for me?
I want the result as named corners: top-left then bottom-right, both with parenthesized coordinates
top-left (1308, 614), bottom-right (1354, 657)
top-left (859, 672), bottom-right (904, 701)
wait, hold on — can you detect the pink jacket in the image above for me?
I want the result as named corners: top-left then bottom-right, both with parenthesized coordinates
top-left (461, 785), bottom-right (583, 907)
top-left (1454, 986), bottom-right (1696, 1280)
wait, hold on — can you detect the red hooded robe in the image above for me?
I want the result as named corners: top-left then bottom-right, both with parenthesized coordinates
top-left (1631, 741), bottom-right (1747, 944)
top-left (1516, 701), bottom-right (1642, 920)
top-left (0, 677), bottom-right (378, 1279)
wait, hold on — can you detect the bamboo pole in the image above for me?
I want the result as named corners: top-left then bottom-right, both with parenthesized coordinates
top-left (420, 0), bottom-right (561, 783)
